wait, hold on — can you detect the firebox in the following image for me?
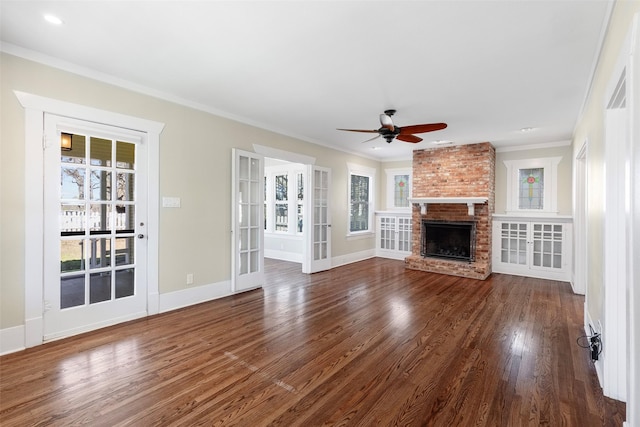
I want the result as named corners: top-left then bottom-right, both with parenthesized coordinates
top-left (421, 220), bottom-right (476, 262)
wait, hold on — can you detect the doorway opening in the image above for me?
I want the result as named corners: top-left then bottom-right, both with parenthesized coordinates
top-left (264, 158), bottom-right (305, 268)
top-left (252, 144), bottom-right (331, 276)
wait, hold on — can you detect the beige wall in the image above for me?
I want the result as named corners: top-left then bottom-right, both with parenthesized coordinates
top-left (494, 144), bottom-right (573, 215)
top-left (0, 53), bottom-right (378, 329)
top-left (572, 1), bottom-right (640, 326)
top-left (383, 144), bottom-right (575, 217)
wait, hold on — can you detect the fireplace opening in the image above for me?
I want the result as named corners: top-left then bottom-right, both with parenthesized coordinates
top-left (421, 220), bottom-right (476, 262)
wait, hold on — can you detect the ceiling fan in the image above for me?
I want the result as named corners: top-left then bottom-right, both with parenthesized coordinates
top-left (337, 109), bottom-right (447, 143)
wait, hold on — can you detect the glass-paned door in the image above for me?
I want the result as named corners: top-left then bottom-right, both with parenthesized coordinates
top-left (500, 222), bottom-right (528, 265)
top-left (232, 149), bottom-right (264, 292)
top-left (43, 115), bottom-right (148, 341)
top-left (304, 165), bottom-right (331, 273)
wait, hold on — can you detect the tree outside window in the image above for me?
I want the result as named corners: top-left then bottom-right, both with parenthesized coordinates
top-left (350, 174), bottom-right (370, 232)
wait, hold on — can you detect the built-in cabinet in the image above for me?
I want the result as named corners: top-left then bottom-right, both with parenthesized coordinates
top-left (492, 215), bottom-right (572, 281)
top-left (375, 212), bottom-right (412, 260)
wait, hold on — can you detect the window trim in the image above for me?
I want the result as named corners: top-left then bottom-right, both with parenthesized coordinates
top-left (347, 163), bottom-right (376, 236)
top-left (504, 157), bottom-right (561, 216)
top-left (264, 163), bottom-right (304, 235)
top-left (384, 167), bottom-right (412, 211)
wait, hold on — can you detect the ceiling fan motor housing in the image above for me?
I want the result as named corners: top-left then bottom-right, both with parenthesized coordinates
top-left (381, 126), bottom-right (401, 143)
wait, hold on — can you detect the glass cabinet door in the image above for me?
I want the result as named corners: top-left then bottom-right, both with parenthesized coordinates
top-left (500, 222), bottom-right (528, 265)
top-left (531, 223), bottom-right (563, 269)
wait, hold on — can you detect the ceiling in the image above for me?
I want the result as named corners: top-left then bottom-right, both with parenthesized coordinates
top-left (0, 1), bottom-right (612, 161)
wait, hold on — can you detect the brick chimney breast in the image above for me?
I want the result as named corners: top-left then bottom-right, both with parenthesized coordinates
top-left (405, 142), bottom-right (495, 280)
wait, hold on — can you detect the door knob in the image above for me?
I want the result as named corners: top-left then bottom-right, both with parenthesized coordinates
top-left (138, 234), bottom-right (144, 239)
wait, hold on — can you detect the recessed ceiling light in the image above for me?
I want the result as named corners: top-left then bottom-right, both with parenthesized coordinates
top-left (520, 127), bottom-right (536, 132)
top-left (371, 147), bottom-right (382, 150)
top-left (44, 14), bottom-right (63, 25)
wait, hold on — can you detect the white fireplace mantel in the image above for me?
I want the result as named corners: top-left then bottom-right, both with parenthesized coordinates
top-left (408, 197), bottom-right (488, 215)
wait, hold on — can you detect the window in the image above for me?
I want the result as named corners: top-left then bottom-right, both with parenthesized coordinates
top-left (518, 167), bottom-right (543, 210)
top-left (348, 163), bottom-right (376, 234)
top-left (274, 174), bottom-right (288, 231)
top-left (264, 163), bottom-right (304, 235)
top-left (504, 157), bottom-right (561, 215)
top-left (350, 175), bottom-right (369, 231)
top-left (385, 168), bottom-right (411, 210)
top-left (297, 172), bottom-right (304, 233)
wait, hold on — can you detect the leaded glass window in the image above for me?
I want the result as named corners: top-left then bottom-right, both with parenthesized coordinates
top-left (393, 174), bottom-right (410, 208)
top-left (518, 168), bottom-right (544, 210)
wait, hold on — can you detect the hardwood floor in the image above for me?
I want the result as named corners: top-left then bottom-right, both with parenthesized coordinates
top-left (0, 258), bottom-right (626, 426)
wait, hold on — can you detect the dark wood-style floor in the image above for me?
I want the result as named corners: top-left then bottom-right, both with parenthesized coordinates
top-left (0, 258), bottom-right (626, 426)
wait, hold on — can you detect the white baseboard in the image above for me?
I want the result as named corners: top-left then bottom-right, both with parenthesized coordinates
top-left (44, 311), bottom-right (148, 343)
top-left (0, 325), bottom-right (26, 355)
top-left (375, 249), bottom-right (410, 261)
top-left (331, 249), bottom-right (376, 268)
top-left (148, 291), bottom-right (160, 316)
top-left (264, 249), bottom-right (303, 263)
top-left (25, 316), bottom-right (43, 348)
top-left (159, 279), bottom-right (232, 314)
top-left (492, 264), bottom-right (571, 282)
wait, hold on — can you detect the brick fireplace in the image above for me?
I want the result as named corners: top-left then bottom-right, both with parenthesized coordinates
top-left (405, 142), bottom-right (495, 280)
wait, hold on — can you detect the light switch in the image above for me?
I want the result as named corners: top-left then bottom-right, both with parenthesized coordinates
top-left (162, 197), bottom-right (181, 208)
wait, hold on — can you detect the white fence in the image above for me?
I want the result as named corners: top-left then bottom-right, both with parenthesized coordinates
top-left (60, 211), bottom-right (130, 232)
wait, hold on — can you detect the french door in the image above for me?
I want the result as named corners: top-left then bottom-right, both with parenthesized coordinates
top-left (231, 149), bottom-right (265, 292)
top-left (303, 165), bottom-right (331, 273)
top-left (43, 114), bottom-right (148, 341)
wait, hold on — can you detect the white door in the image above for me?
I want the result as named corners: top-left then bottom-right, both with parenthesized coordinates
top-left (231, 149), bottom-right (264, 292)
top-left (43, 114), bottom-right (148, 341)
top-left (303, 165), bottom-right (331, 273)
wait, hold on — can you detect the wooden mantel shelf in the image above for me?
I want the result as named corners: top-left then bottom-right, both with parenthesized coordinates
top-left (408, 197), bottom-right (488, 215)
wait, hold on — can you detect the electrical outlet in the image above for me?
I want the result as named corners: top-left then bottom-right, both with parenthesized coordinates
top-left (186, 273), bottom-right (194, 285)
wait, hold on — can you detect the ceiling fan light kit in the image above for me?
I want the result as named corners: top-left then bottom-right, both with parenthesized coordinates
top-left (338, 109), bottom-right (447, 144)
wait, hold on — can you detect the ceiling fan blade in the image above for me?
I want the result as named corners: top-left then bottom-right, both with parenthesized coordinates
top-left (361, 134), bottom-right (381, 144)
top-left (399, 123), bottom-right (447, 135)
top-left (337, 128), bottom-right (379, 133)
top-left (396, 134), bottom-right (423, 143)
top-left (379, 113), bottom-right (395, 131)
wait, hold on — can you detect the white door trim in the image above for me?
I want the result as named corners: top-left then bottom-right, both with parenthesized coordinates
top-left (600, 12), bottom-right (636, 405)
top-left (626, 12), bottom-right (640, 427)
top-left (15, 91), bottom-right (164, 347)
top-left (573, 141), bottom-right (587, 296)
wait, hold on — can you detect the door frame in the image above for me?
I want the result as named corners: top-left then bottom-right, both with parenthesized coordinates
top-left (15, 91), bottom-right (164, 347)
top-left (573, 141), bottom-right (587, 296)
top-left (251, 144), bottom-right (331, 274)
top-left (627, 12), bottom-right (640, 427)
